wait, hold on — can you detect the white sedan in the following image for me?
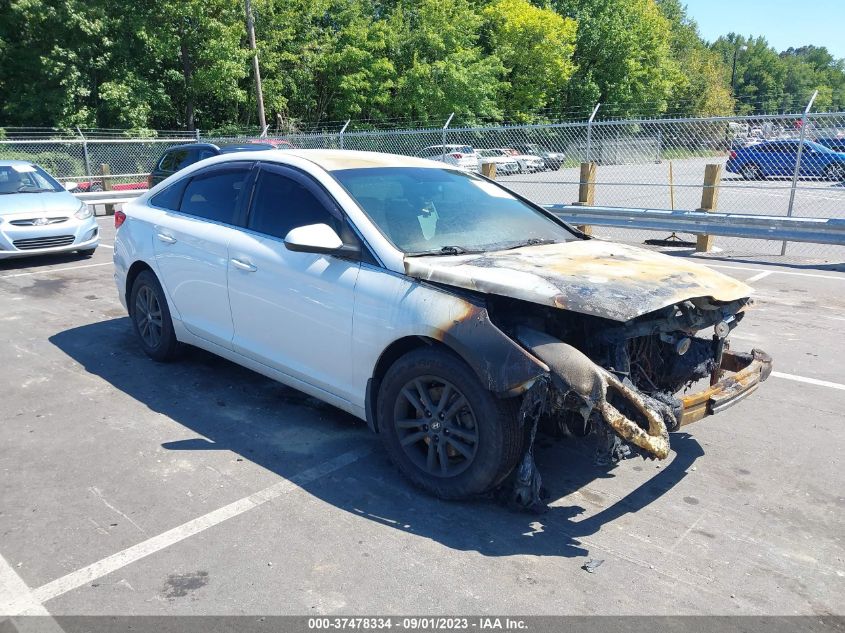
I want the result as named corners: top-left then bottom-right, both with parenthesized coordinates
top-left (0, 161), bottom-right (98, 259)
top-left (113, 150), bottom-right (771, 504)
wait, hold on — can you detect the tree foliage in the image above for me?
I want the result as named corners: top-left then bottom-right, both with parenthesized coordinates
top-left (0, 0), bottom-right (843, 129)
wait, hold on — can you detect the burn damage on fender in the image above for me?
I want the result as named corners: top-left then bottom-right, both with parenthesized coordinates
top-left (407, 242), bottom-right (773, 510)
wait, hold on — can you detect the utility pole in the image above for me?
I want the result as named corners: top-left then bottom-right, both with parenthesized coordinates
top-left (245, 0), bottom-right (267, 132)
top-left (730, 44), bottom-right (748, 96)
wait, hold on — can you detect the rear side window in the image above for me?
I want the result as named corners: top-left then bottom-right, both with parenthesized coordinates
top-left (180, 166), bottom-right (251, 224)
top-left (159, 149), bottom-right (196, 172)
top-left (150, 179), bottom-right (187, 210)
top-left (248, 169), bottom-right (338, 239)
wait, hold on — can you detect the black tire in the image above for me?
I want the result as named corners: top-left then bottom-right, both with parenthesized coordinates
top-left (376, 347), bottom-right (522, 499)
top-left (741, 162), bottom-right (763, 180)
top-left (90, 182), bottom-right (104, 192)
top-left (824, 164), bottom-right (845, 182)
top-left (129, 270), bottom-right (179, 362)
top-left (77, 247), bottom-right (96, 257)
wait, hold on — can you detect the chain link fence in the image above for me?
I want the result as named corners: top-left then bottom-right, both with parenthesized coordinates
top-left (3, 114), bottom-right (844, 259)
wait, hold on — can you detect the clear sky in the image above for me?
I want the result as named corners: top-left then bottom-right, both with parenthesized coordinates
top-left (682, 0), bottom-right (845, 60)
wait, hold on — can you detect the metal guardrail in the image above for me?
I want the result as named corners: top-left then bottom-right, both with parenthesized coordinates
top-left (75, 190), bottom-right (143, 207)
top-left (547, 204), bottom-right (845, 246)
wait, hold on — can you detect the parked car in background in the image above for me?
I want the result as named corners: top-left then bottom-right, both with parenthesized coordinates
top-left (815, 137), bottom-right (845, 153)
top-left (496, 148), bottom-right (544, 173)
top-left (114, 149), bottom-right (771, 502)
top-left (75, 178), bottom-right (148, 192)
top-left (416, 145), bottom-right (479, 172)
top-left (725, 139), bottom-right (845, 181)
top-left (511, 144), bottom-right (565, 171)
top-left (0, 160), bottom-right (98, 259)
top-left (148, 141), bottom-right (292, 187)
top-left (476, 149), bottom-right (520, 175)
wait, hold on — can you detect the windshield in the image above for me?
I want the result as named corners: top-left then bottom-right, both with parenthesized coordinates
top-left (0, 164), bottom-right (63, 194)
top-left (331, 166), bottom-right (576, 254)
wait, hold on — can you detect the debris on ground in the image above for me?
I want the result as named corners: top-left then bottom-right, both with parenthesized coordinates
top-left (582, 559), bottom-right (605, 573)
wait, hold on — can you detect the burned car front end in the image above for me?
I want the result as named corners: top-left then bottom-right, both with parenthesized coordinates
top-left (406, 240), bottom-right (773, 474)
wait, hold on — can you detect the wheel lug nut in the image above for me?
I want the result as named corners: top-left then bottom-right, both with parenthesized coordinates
top-left (425, 410), bottom-right (431, 417)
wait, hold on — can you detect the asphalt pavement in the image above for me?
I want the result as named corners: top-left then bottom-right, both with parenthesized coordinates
top-left (0, 217), bottom-right (843, 619)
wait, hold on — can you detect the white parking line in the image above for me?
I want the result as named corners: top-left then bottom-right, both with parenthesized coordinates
top-left (772, 371), bottom-right (845, 391)
top-left (0, 553), bottom-right (50, 616)
top-left (745, 270), bottom-right (772, 283)
top-left (99, 243), bottom-right (114, 249)
top-left (705, 264), bottom-right (845, 281)
top-left (0, 262), bottom-right (111, 279)
top-left (22, 446), bottom-right (372, 611)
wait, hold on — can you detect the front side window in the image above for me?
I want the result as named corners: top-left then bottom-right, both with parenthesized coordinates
top-left (160, 149), bottom-right (195, 172)
top-left (248, 168), bottom-right (338, 240)
top-left (332, 166), bottom-right (576, 254)
top-left (179, 165), bottom-right (251, 224)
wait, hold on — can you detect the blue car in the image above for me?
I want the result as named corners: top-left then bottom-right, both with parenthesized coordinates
top-left (725, 139), bottom-right (845, 181)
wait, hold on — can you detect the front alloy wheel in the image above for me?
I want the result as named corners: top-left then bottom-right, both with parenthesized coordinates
top-left (377, 347), bottom-right (522, 499)
top-left (393, 377), bottom-right (479, 478)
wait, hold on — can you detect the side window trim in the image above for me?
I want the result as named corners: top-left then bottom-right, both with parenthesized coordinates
top-left (169, 161), bottom-right (255, 227)
top-left (247, 161), bottom-right (381, 266)
top-left (248, 162), bottom-right (342, 226)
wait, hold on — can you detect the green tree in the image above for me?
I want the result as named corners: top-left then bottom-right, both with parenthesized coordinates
top-left (253, 0), bottom-right (396, 126)
top-left (557, 0), bottom-right (680, 118)
top-left (481, 0), bottom-right (577, 121)
top-left (656, 0), bottom-right (733, 116)
top-left (712, 34), bottom-right (786, 114)
top-left (384, 0), bottom-right (505, 124)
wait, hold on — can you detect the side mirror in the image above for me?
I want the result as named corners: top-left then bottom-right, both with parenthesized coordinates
top-left (284, 223), bottom-right (358, 256)
top-left (64, 181), bottom-right (79, 191)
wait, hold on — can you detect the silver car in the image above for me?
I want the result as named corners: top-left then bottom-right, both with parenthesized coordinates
top-left (0, 161), bottom-right (98, 259)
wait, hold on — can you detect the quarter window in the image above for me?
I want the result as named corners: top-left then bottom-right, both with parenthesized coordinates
top-left (248, 169), bottom-right (338, 240)
top-left (150, 179), bottom-right (187, 210)
top-left (179, 166), bottom-right (251, 224)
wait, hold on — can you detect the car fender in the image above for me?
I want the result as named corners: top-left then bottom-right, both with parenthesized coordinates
top-left (353, 265), bottom-right (547, 429)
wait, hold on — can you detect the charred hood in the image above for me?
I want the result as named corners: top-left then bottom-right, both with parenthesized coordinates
top-left (404, 240), bottom-right (751, 322)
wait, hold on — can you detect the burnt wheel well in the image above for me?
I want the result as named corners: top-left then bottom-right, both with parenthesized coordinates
top-left (126, 261), bottom-right (154, 311)
top-left (365, 336), bottom-right (463, 433)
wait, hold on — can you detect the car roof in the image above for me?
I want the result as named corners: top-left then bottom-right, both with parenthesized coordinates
top-left (281, 149), bottom-right (449, 171)
top-left (164, 143), bottom-right (219, 151)
top-left (0, 159), bottom-right (36, 166)
top-left (220, 143), bottom-right (277, 152)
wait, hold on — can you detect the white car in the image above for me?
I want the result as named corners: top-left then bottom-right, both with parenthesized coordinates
top-left (0, 161), bottom-right (98, 259)
top-left (416, 145), bottom-right (479, 172)
top-left (475, 149), bottom-right (521, 175)
top-left (113, 150), bottom-right (771, 504)
top-left (493, 148), bottom-right (544, 173)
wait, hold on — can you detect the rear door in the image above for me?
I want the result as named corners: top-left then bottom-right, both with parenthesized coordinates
top-left (152, 161), bottom-right (254, 349)
top-left (226, 163), bottom-right (361, 400)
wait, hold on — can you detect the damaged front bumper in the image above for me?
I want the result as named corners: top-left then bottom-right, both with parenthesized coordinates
top-left (679, 348), bottom-right (773, 426)
top-left (517, 328), bottom-right (773, 461)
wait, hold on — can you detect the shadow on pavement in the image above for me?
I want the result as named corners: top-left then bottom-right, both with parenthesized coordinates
top-left (50, 318), bottom-right (702, 560)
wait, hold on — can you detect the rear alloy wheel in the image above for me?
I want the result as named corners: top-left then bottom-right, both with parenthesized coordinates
top-left (130, 270), bottom-right (178, 361)
top-left (741, 162), bottom-right (763, 180)
top-left (824, 164), bottom-right (845, 182)
top-left (377, 347), bottom-right (522, 499)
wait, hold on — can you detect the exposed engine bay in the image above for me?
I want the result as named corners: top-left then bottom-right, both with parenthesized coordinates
top-left (486, 294), bottom-right (772, 511)
top-left (403, 240), bottom-right (773, 510)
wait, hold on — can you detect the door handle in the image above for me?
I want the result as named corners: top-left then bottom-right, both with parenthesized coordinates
top-left (156, 233), bottom-right (177, 244)
top-left (230, 258), bottom-right (257, 272)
